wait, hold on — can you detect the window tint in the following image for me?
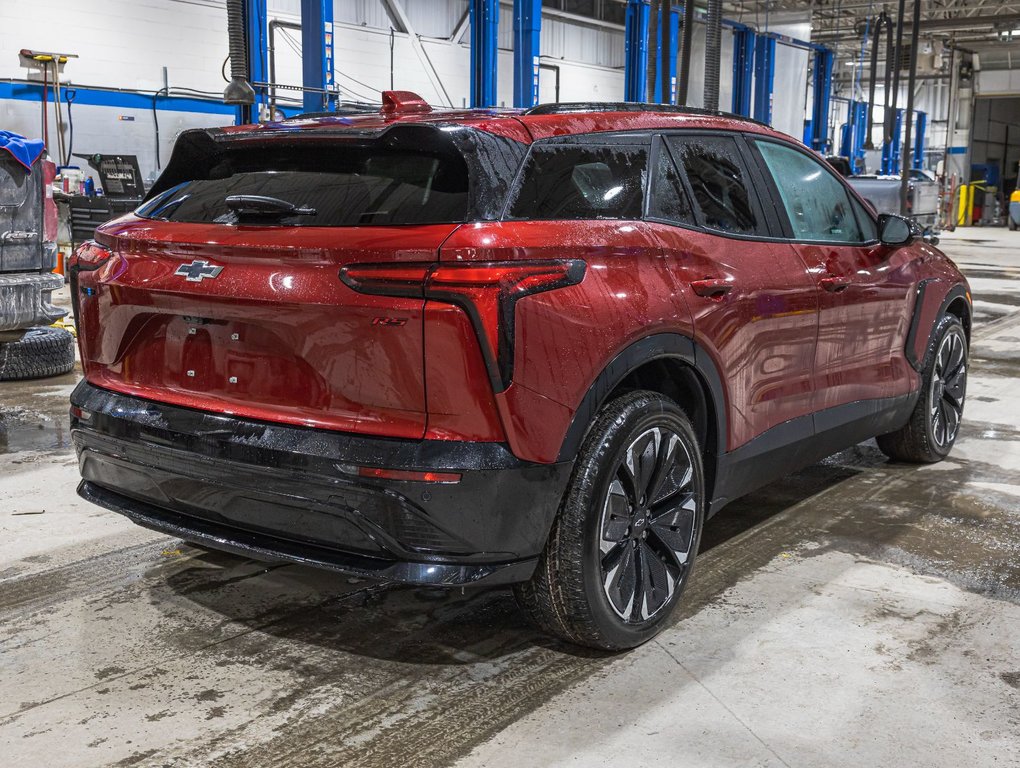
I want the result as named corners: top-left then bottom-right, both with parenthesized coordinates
top-left (136, 147), bottom-right (468, 227)
top-left (665, 136), bottom-right (761, 235)
top-left (755, 141), bottom-right (866, 243)
top-left (506, 144), bottom-right (646, 220)
top-left (648, 142), bottom-right (696, 226)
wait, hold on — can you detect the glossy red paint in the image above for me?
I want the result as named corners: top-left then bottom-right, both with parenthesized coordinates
top-left (77, 104), bottom-right (970, 471)
top-left (78, 216), bottom-right (461, 439)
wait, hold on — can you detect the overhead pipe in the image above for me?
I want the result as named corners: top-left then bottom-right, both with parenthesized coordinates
top-left (677, 0), bottom-right (696, 105)
top-left (646, 0), bottom-right (659, 102)
top-left (864, 12), bottom-right (890, 149)
top-left (900, 0), bottom-right (922, 215)
top-left (223, 0), bottom-right (256, 106)
top-left (884, 2), bottom-right (905, 163)
top-left (704, 0), bottom-right (723, 110)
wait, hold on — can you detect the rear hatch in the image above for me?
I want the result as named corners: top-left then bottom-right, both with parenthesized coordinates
top-left (75, 122), bottom-right (526, 439)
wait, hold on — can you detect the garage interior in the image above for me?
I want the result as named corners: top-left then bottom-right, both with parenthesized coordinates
top-left (1, 1), bottom-right (1020, 766)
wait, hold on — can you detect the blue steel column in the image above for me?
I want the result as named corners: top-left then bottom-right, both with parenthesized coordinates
top-left (913, 111), bottom-right (927, 169)
top-left (513, 0), bottom-right (541, 108)
top-left (731, 26), bottom-right (754, 116)
top-left (470, 0), bottom-right (499, 108)
top-left (239, 0), bottom-right (268, 124)
top-left (752, 34), bottom-right (776, 125)
top-left (624, 0), bottom-right (649, 102)
top-left (882, 108), bottom-right (903, 174)
top-left (809, 48), bottom-right (833, 152)
top-left (653, 5), bottom-right (680, 104)
top-left (301, 0), bottom-right (335, 113)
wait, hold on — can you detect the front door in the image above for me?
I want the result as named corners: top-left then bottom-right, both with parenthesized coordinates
top-left (748, 138), bottom-right (916, 413)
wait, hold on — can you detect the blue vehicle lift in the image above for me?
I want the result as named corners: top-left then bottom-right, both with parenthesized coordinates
top-left (300, 0), bottom-right (336, 113)
top-left (513, 0), bottom-right (542, 108)
top-left (838, 100), bottom-right (868, 171)
top-left (624, 0), bottom-right (650, 102)
top-left (731, 26), bottom-right (754, 117)
top-left (913, 110), bottom-right (926, 170)
top-left (881, 108), bottom-right (903, 174)
top-left (808, 48), bottom-right (833, 152)
top-left (470, 0), bottom-right (499, 108)
top-left (752, 34), bottom-right (775, 124)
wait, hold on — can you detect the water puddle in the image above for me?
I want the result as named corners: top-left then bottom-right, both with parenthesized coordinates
top-left (0, 373), bottom-right (79, 457)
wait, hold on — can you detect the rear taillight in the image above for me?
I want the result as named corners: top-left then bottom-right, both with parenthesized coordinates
top-left (42, 160), bottom-right (57, 244)
top-left (340, 260), bottom-right (586, 391)
top-left (71, 240), bottom-right (113, 269)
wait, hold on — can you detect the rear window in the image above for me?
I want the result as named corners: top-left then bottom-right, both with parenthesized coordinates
top-left (136, 147), bottom-right (469, 227)
top-left (505, 144), bottom-right (647, 220)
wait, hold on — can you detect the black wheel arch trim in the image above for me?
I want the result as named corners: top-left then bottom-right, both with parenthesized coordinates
top-left (905, 281), bottom-right (969, 372)
top-left (555, 332), bottom-right (727, 465)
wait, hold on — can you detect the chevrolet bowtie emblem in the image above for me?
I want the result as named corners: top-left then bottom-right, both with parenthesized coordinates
top-left (175, 260), bottom-right (223, 282)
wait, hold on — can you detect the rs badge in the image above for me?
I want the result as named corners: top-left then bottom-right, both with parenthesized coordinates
top-left (175, 260), bottom-right (223, 282)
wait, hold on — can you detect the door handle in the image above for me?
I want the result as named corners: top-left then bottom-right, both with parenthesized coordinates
top-left (690, 278), bottom-right (733, 298)
top-left (820, 276), bottom-right (850, 293)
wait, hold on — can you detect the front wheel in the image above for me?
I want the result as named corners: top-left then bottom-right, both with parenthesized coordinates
top-left (878, 314), bottom-right (967, 463)
top-left (515, 391), bottom-right (705, 650)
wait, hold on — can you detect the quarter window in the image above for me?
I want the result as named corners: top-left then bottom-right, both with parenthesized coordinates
top-left (665, 136), bottom-right (762, 235)
top-left (648, 141), bottom-right (696, 226)
top-left (506, 144), bottom-right (647, 220)
top-left (755, 141), bottom-right (867, 243)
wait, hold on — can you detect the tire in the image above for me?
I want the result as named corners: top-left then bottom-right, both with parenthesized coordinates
top-left (877, 314), bottom-right (967, 463)
top-left (514, 391), bottom-right (705, 650)
top-left (0, 326), bottom-right (76, 381)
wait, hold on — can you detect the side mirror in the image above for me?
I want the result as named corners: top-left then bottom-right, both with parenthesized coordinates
top-left (878, 213), bottom-right (913, 246)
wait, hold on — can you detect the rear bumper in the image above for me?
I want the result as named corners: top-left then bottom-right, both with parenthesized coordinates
top-left (70, 382), bottom-right (572, 586)
top-left (0, 271), bottom-right (65, 332)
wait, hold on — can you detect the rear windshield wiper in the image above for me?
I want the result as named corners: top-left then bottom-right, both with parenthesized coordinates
top-left (224, 195), bottom-right (316, 218)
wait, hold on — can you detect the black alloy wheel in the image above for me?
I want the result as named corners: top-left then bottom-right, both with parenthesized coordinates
top-left (514, 391), bottom-right (705, 650)
top-left (599, 426), bottom-right (698, 623)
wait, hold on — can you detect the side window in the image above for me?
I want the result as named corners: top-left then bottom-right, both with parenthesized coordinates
top-left (648, 141), bottom-right (696, 226)
top-left (665, 135), bottom-right (762, 235)
top-left (506, 144), bottom-right (647, 220)
top-left (755, 141), bottom-right (866, 243)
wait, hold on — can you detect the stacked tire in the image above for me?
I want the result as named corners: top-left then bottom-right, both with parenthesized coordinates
top-left (0, 326), bottom-right (76, 381)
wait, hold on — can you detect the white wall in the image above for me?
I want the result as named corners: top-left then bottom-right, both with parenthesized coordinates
top-left (1, 0), bottom-right (823, 183)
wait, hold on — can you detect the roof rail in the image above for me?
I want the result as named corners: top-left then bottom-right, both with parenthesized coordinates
top-left (522, 102), bottom-right (770, 129)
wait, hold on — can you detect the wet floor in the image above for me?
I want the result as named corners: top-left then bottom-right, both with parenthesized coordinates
top-left (1, 229), bottom-right (1019, 767)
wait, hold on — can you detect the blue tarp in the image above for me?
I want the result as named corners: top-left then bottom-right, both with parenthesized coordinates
top-left (0, 130), bottom-right (46, 172)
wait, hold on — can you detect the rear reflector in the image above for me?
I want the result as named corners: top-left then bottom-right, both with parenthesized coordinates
top-left (345, 465), bottom-right (462, 484)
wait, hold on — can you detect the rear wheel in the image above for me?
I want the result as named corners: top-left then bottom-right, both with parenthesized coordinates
top-left (877, 314), bottom-right (967, 463)
top-left (0, 326), bottom-right (76, 381)
top-left (515, 391), bottom-right (704, 650)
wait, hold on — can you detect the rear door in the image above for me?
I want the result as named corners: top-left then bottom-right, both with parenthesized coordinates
top-left (650, 133), bottom-right (819, 452)
top-left (748, 137), bottom-right (916, 412)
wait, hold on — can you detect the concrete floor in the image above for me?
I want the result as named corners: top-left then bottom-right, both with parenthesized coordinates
top-left (2, 229), bottom-right (1019, 767)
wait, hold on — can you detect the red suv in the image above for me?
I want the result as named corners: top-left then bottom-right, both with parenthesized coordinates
top-left (69, 93), bottom-right (970, 650)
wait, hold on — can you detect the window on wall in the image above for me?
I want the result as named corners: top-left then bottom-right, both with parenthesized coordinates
top-left (755, 141), bottom-right (868, 243)
top-left (664, 135), bottom-right (763, 236)
top-left (506, 144), bottom-right (647, 220)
